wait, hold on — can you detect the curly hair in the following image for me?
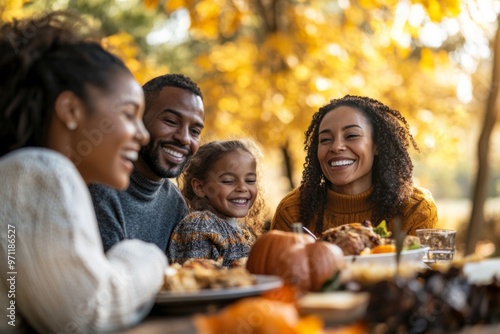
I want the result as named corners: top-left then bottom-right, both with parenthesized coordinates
top-left (142, 73), bottom-right (203, 112)
top-left (299, 95), bottom-right (419, 232)
top-left (177, 139), bottom-right (268, 236)
top-left (0, 11), bottom-right (130, 157)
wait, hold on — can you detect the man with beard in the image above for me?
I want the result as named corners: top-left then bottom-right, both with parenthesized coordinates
top-left (89, 74), bottom-right (205, 252)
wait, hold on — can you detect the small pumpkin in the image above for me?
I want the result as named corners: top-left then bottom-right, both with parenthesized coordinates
top-left (246, 228), bottom-right (345, 292)
top-left (246, 229), bottom-right (315, 276)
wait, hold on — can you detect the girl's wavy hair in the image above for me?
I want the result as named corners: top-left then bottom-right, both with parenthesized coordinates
top-left (177, 139), bottom-right (268, 236)
top-left (299, 95), bottom-right (419, 232)
top-left (0, 11), bottom-right (130, 157)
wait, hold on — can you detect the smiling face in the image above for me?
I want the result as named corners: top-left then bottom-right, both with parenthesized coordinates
top-left (75, 71), bottom-right (148, 190)
top-left (137, 86), bottom-right (204, 180)
top-left (192, 149), bottom-right (257, 219)
top-left (317, 105), bottom-right (377, 195)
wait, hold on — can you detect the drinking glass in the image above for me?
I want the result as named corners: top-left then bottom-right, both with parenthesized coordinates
top-left (416, 228), bottom-right (456, 267)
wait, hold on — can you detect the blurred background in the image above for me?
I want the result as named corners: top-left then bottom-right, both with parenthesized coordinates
top-left (2, 0), bottom-right (500, 255)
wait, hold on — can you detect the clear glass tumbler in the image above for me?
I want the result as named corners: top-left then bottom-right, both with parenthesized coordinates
top-left (416, 228), bottom-right (456, 267)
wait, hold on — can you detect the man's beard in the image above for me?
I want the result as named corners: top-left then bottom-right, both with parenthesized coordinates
top-left (139, 140), bottom-right (191, 179)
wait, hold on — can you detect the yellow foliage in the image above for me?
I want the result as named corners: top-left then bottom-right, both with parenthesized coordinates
top-left (427, 0), bottom-right (444, 22)
top-left (150, 0), bottom-right (472, 199)
top-left (102, 32), bottom-right (139, 59)
top-left (190, 0), bottom-right (221, 39)
top-left (1, 0), bottom-right (31, 22)
top-left (218, 96), bottom-right (240, 113)
top-left (264, 33), bottom-right (296, 58)
top-left (102, 32), bottom-right (168, 84)
top-left (446, 0), bottom-right (462, 17)
top-left (164, 0), bottom-right (186, 13)
top-left (437, 50), bottom-right (450, 66)
top-left (413, 0), bottom-right (462, 21)
top-left (419, 47), bottom-right (435, 70)
top-left (209, 43), bottom-right (240, 72)
top-left (143, 0), bottom-right (159, 10)
top-left (195, 54), bottom-right (213, 71)
top-left (220, 6), bottom-right (242, 37)
top-left (236, 70), bottom-right (252, 88)
top-left (359, 0), bottom-right (400, 9)
top-left (208, 39), bottom-right (258, 72)
top-left (395, 46), bottom-right (411, 59)
top-left (343, 5), bottom-right (365, 26)
top-left (3, 0), bottom-right (477, 202)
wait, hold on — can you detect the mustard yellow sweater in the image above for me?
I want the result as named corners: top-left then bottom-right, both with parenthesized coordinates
top-left (271, 186), bottom-right (438, 237)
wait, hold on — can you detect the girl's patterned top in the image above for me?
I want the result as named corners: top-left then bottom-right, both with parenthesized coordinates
top-left (167, 211), bottom-right (256, 267)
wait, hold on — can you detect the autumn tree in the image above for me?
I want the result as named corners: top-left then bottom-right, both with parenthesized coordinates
top-left (4, 1), bottom-right (500, 239)
top-left (144, 0), bottom-right (468, 193)
top-left (465, 14), bottom-right (500, 255)
top-left (1, 0), bottom-right (480, 197)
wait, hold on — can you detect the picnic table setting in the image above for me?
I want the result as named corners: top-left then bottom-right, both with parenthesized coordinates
top-left (124, 221), bottom-right (500, 334)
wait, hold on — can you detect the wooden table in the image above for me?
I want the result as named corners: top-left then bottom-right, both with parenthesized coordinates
top-left (122, 316), bottom-right (195, 334)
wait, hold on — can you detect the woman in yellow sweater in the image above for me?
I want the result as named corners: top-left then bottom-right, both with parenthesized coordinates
top-left (271, 95), bottom-right (437, 237)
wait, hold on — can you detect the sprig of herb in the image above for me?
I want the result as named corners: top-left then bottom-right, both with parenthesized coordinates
top-left (374, 220), bottom-right (392, 238)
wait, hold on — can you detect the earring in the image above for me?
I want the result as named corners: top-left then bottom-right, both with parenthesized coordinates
top-left (66, 121), bottom-right (77, 131)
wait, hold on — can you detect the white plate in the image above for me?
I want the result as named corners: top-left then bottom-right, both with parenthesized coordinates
top-left (156, 275), bottom-right (283, 305)
top-left (343, 247), bottom-right (429, 266)
top-left (298, 291), bottom-right (370, 325)
top-left (463, 257), bottom-right (500, 284)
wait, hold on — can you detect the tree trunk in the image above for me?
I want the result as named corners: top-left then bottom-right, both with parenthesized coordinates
top-left (281, 141), bottom-right (295, 191)
top-left (465, 16), bottom-right (500, 255)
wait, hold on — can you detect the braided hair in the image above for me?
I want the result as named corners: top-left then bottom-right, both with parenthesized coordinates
top-left (0, 11), bottom-right (130, 157)
top-left (299, 95), bottom-right (419, 232)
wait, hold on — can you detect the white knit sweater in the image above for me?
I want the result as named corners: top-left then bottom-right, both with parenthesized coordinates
top-left (0, 148), bottom-right (167, 333)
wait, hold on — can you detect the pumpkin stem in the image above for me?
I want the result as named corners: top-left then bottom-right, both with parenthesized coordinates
top-left (292, 222), bottom-right (303, 234)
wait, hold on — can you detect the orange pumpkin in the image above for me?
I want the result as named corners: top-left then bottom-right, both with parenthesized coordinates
top-left (246, 229), bottom-right (345, 292)
top-left (246, 230), bottom-right (315, 276)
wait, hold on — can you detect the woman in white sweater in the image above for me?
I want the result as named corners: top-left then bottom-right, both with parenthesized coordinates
top-left (0, 12), bottom-right (167, 333)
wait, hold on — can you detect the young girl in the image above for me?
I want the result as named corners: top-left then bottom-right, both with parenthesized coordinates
top-left (167, 139), bottom-right (267, 267)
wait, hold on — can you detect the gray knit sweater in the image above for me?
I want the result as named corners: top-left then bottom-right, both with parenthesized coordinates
top-left (89, 169), bottom-right (188, 253)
